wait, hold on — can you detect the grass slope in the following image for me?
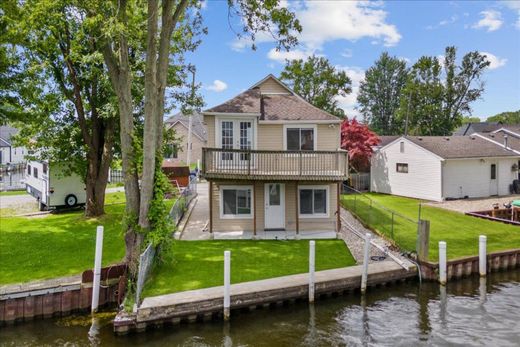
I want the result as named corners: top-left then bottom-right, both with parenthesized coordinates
top-left (142, 239), bottom-right (356, 297)
top-left (341, 193), bottom-right (520, 261)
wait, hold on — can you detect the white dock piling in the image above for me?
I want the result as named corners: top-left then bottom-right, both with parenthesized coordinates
top-left (361, 233), bottom-right (371, 294)
top-left (309, 240), bottom-right (315, 303)
top-left (439, 241), bottom-right (447, 285)
top-left (91, 226), bottom-right (104, 312)
top-left (223, 250), bottom-right (231, 320)
top-left (479, 235), bottom-right (487, 276)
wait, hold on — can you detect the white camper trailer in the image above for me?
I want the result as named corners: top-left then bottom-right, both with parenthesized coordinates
top-left (25, 161), bottom-right (86, 210)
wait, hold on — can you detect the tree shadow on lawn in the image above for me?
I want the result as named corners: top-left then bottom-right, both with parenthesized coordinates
top-left (0, 204), bottom-right (125, 285)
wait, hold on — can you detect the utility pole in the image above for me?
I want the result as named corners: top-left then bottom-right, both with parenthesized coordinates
top-left (187, 67), bottom-right (195, 167)
top-left (404, 90), bottom-right (412, 136)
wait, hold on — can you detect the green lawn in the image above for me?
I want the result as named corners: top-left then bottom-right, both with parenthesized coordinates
top-left (0, 192), bottom-right (175, 285)
top-left (0, 190), bottom-right (27, 196)
top-left (142, 239), bottom-right (356, 297)
top-left (0, 204), bottom-right (126, 285)
top-left (341, 193), bottom-right (520, 262)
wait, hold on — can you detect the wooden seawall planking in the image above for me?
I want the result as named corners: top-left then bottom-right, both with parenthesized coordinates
top-left (113, 260), bottom-right (417, 334)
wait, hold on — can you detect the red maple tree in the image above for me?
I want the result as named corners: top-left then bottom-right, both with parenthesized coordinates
top-left (340, 118), bottom-right (379, 172)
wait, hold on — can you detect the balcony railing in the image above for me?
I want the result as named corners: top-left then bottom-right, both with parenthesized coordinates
top-left (202, 147), bottom-right (349, 181)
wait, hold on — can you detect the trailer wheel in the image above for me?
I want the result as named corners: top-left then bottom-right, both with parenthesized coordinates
top-left (65, 194), bottom-right (78, 207)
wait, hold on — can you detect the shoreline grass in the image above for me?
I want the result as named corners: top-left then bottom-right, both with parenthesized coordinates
top-left (142, 239), bottom-right (356, 297)
top-left (341, 193), bottom-right (520, 262)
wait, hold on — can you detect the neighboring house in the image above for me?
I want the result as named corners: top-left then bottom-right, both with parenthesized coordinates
top-left (164, 112), bottom-right (207, 166)
top-left (371, 136), bottom-right (520, 201)
top-left (0, 125), bottom-right (27, 165)
top-left (201, 74), bottom-right (348, 237)
top-left (453, 122), bottom-right (502, 136)
top-left (475, 131), bottom-right (520, 180)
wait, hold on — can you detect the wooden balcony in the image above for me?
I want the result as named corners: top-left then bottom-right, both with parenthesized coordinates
top-left (202, 148), bottom-right (349, 181)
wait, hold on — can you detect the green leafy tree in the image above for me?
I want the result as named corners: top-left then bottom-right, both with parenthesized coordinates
top-left (357, 52), bottom-right (408, 135)
top-left (85, 0), bottom-right (302, 273)
top-left (1, 0), bottom-right (120, 216)
top-left (486, 110), bottom-right (520, 124)
top-left (461, 116), bottom-right (482, 124)
top-left (280, 55), bottom-right (352, 117)
top-left (399, 46), bottom-right (490, 136)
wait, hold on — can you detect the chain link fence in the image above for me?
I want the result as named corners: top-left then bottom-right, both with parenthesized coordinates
top-left (341, 184), bottom-right (419, 253)
top-left (135, 243), bottom-right (156, 306)
top-left (134, 175), bottom-right (199, 306)
top-left (169, 175), bottom-right (198, 226)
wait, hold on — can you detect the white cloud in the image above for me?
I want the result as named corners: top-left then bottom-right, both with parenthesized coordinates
top-left (481, 52), bottom-right (507, 69)
top-left (232, 0), bottom-right (401, 59)
top-left (426, 14), bottom-right (458, 30)
top-left (502, 1), bottom-right (520, 29)
top-left (266, 48), bottom-right (314, 63)
top-left (334, 66), bottom-right (365, 119)
top-left (296, 1), bottom-right (401, 49)
top-left (473, 10), bottom-right (503, 31)
top-left (206, 80), bottom-right (228, 92)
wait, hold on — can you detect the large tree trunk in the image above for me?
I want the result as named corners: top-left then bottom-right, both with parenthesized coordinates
top-left (84, 117), bottom-right (115, 217)
top-left (101, 0), bottom-right (142, 276)
top-left (138, 0), bottom-right (160, 230)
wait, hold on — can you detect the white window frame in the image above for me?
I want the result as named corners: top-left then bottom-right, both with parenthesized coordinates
top-left (298, 185), bottom-right (329, 218)
top-left (283, 124), bottom-right (317, 151)
top-left (219, 185), bottom-right (254, 219)
top-left (214, 116), bottom-right (257, 150)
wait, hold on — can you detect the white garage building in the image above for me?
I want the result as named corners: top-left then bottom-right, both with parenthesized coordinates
top-left (371, 136), bottom-right (520, 201)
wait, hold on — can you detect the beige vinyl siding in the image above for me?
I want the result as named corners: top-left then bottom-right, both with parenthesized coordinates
top-left (258, 79), bottom-right (290, 94)
top-left (170, 122), bottom-right (205, 164)
top-left (210, 180), bottom-right (338, 232)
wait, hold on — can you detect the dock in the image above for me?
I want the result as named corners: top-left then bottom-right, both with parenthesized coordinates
top-left (114, 260), bottom-right (416, 334)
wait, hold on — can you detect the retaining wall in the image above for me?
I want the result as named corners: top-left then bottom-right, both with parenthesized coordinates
top-left (0, 264), bottom-right (127, 325)
top-left (419, 249), bottom-right (520, 281)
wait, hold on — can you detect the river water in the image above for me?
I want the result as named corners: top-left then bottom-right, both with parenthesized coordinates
top-left (1, 270), bottom-right (519, 346)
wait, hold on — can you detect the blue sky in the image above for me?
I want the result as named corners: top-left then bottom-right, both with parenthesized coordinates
top-left (185, 0), bottom-right (520, 120)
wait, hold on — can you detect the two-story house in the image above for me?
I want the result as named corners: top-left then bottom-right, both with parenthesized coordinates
top-left (201, 75), bottom-right (348, 238)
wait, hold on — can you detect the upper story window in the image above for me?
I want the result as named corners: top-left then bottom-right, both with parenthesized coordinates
top-left (285, 126), bottom-right (316, 151)
top-left (42, 163), bottom-right (48, 175)
top-left (164, 144), bottom-right (178, 159)
top-left (33, 167), bottom-right (38, 178)
top-left (400, 142), bottom-right (404, 153)
top-left (27, 164), bottom-right (31, 175)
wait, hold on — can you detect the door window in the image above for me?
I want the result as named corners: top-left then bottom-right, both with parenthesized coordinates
top-left (269, 184), bottom-right (281, 206)
top-left (491, 164), bottom-right (496, 180)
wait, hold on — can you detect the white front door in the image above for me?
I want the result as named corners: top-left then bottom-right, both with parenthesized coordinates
top-left (264, 183), bottom-right (285, 229)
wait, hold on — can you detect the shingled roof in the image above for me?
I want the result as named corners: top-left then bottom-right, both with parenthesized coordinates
top-left (404, 136), bottom-right (518, 159)
top-left (204, 75), bottom-right (340, 122)
top-left (477, 132), bottom-right (520, 153)
top-left (165, 112), bottom-right (207, 142)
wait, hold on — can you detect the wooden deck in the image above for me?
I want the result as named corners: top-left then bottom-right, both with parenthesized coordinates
top-left (202, 148), bottom-right (349, 181)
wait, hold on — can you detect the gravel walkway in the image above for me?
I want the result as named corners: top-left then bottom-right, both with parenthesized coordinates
top-left (339, 208), bottom-right (413, 268)
top-left (425, 194), bottom-right (520, 213)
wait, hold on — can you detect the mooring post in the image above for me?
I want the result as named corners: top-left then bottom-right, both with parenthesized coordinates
top-left (91, 226), bottom-right (104, 313)
top-left (479, 235), bottom-right (487, 276)
top-left (309, 240), bottom-right (315, 303)
top-left (416, 220), bottom-right (430, 262)
top-left (439, 241), bottom-right (447, 285)
top-left (223, 250), bottom-right (231, 320)
top-left (361, 233), bottom-right (371, 294)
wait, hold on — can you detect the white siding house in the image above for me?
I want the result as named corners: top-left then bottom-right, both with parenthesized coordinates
top-left (371, 136), bottom-right (520, 201)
